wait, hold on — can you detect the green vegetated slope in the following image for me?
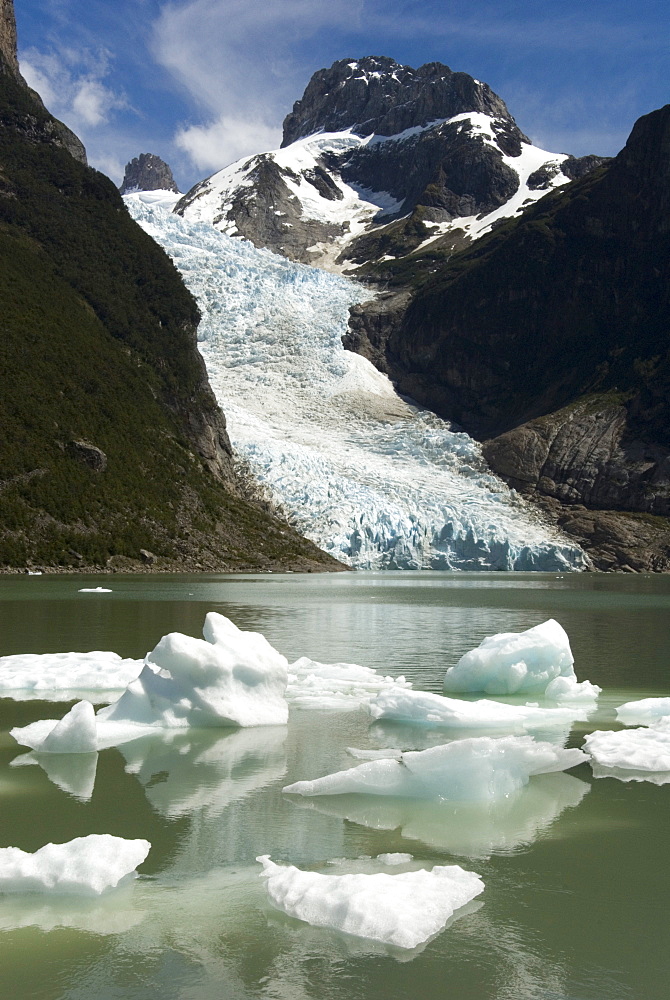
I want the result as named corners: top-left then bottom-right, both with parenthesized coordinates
top-left (378, 104), bottom-right (670, 444)
top-left (0, 65), bottom-right (341, 572)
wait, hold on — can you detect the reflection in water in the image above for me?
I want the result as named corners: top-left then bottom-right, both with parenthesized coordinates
top-left (10, 750), bottom-right (98, 802)
top-left (590, 761), bottom-right (670, 785)
top-left (286, 772), bottom-right (590, 858)
top-left (118, 727), bottom-right (288, 819)
top-left (0, 881), bottom-right (145, 935)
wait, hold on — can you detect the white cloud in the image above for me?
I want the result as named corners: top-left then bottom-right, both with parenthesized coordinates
top-left (175, 116), bottom-right (282, 173)
top-left (151, 0), bottom-right (365, 171)
top-left (19, 45), bottom-right (129, 136)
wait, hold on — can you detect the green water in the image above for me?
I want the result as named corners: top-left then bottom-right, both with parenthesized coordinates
top-left (0, 572), bottom-right (669, 999)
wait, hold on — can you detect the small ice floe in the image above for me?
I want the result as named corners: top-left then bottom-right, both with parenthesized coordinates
top-left (584, 720), bottom-right (670, 782)
top-left (0, 835), bottom-right (150, 895)
top-left (368, 688), bottom-right (587, 731)
top-left (78, 587), bottom-right (113, 593)
top-left (0, 651), bottom-right (142, 701)
top-left (283, 735), bottom-right (588, 801)
top-left (443, 620), bottom-right (600, 703)
top-left (615, 697), bottom-right (670, 726)
top-left (257, 855), bottom-right (484, 949)
top-left (376, 853), bottom-right (414, 866)
top-left (287, 657), bottom-right (411, 710)
top-left (11, 613), bottom-right (290, 751)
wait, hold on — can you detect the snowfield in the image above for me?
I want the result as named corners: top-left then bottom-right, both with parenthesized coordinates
top-left (126, 194), bottom-right (586, 571)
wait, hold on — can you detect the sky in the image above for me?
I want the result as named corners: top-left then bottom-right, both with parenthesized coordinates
top-left (14, 0), bottom-right (669, 192)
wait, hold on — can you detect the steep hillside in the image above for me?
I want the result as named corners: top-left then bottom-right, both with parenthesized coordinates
top-left (345, 106), bottom-right (670, 570)
top-left (0, 8), bottom-right (341, 573)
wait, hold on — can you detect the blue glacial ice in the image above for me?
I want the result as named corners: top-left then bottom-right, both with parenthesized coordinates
top-left (126, 194), bottom-right (587, 571)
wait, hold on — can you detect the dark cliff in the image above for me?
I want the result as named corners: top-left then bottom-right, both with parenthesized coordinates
top-left (120, 153), bottom-right (179, 194)
top-left (346, 105), bottom-right (670, 570)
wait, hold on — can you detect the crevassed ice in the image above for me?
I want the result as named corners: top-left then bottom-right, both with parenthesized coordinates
top-left (257, 854), bottom-right (484, 948)
top-left (125, 195), bottom-right (586, 572)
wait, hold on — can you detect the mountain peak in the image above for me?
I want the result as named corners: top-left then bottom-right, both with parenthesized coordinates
top-left (120, 153), bottom-right (179, 194)
top-left (281, 55), bottom-right (512, 146)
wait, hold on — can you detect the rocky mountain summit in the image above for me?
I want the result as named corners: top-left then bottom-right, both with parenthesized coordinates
top-left (120, 153), bottom-right (179, 194)
top-left (175, 57), bottom-right (605, 270)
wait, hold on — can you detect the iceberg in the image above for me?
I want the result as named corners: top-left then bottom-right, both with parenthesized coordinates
top-left (368, 687), bottom-right (587, 731)
top-left (283, 735), bottom-right (588, 801)
top-left (288, 771), bottom-right (590, 857)
top-left (11, 613), bottom-right (290, 752)
top-left (0, 650), bottom-right (142, 701)
top-left (286, 656), bottom-right (411, 710)
top-left (443, 620), bottom-right (600, 701)
top-left (615, 697), bottom-right (670, 726)
top-left (584, 719), bottom-right (670, 778)
top-left (257, 855), bottom-right (484, 949)
top-left (0, 835), bottom-right (150, 895)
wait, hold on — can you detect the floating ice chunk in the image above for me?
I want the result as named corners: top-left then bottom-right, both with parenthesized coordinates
top-left (257, 855), bottom-right (484, 949)
top-left (584, 719), bottom-right (670, 775)
top-left (444, 620), bottom-right (599, 700)
top-left (544, 675), bottom-right (601, 703)
top-left (78, 587), bottom-right (112, 593)
top-left (615, 697), bottom-right (670, 726)
top-left (287, 657), bottom-right (411, 710)
top-left (98, 612), bottom-right (289, 730)
top-left (284, 735), bottom-right (588, 801)
top-left (290, 772), bottom-right (590, 857)
top-left (368, 688), bottom-right (586, 731)
top-left (0, 835), bottom-right (150, 895)
top-left (0, 651), bottom-right (142, 701)
top-left (346, 746), bottom-right (403, 760)
top-left (38, 700), bottom-right (97, 753)
top-left (376, 853), bottom-right (413, 866)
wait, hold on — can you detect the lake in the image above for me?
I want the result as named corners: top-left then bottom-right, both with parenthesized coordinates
top-left (0, 571), bottom-right (669, 1000)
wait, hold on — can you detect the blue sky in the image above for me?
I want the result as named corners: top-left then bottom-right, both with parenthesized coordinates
top-left (15, 0), bottom-right (669, 191)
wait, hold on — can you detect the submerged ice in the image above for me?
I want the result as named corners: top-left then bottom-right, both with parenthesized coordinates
top-left (257, 855), bottom-right (484, 948)
top-left (126, 194), bottom-right (585, 571)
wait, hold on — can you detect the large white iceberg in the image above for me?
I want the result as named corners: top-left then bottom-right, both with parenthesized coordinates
top-left (368, 688), bottom-right (587, 731)
top-left (584, 719), bottom-right (670, 779)
top-left (0, 835), bottom-right (150, 895)
top-left (286, 656), bottom-right (411, 710)
top-left (615, 697), bottom-right (670, 726)
top-left (10, 614), bottom-right (290, 753)
top-left (0, 651), bottom-right (142, 701)
top-left (443, 620), bottom-right (600, 701)
top-left (257, 855), bottom-right (484, 948)
top-left (283, 735), bottom-right (588, 801)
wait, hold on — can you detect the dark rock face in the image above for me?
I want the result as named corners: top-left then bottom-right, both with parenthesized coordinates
top-left (282, 56), bottom-right (512, 145)
top-left (346, 105), bottom-right (670, 569)
top-left (67, 440), bottom-right (108, 472)
top-left (0, 0), bottom-right (86, 164)
top-left (120, 153), bottom-right (179, 194)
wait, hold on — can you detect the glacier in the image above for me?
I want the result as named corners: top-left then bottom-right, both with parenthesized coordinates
top-left (126, 193), bottom-right (586, 571)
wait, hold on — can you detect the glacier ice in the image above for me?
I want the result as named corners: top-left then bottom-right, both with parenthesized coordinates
top-left (443, 619), bottom-right (600, 701)
top-left (125, 194), bottom-right (586, 572)
top-left (287, 656), bottom-right (411, 710)
top-left (257, 855), bottom-right (484, 949)
top-left (0, 835), bottom-right (150, 895)
top-left (615, 697), bottom-right (670, 726)
top-left (0, 650), bottom-right (142, 701)
top-left (367, 688), bottom-right (588, 731)
top-left (584, 719), bottom-right (670, 779)
top-left (283, 735), bottom-right (588, 801)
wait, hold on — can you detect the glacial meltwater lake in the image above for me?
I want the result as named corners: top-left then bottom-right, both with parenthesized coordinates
top-left (0, 571), bottom-right (669, 1000)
